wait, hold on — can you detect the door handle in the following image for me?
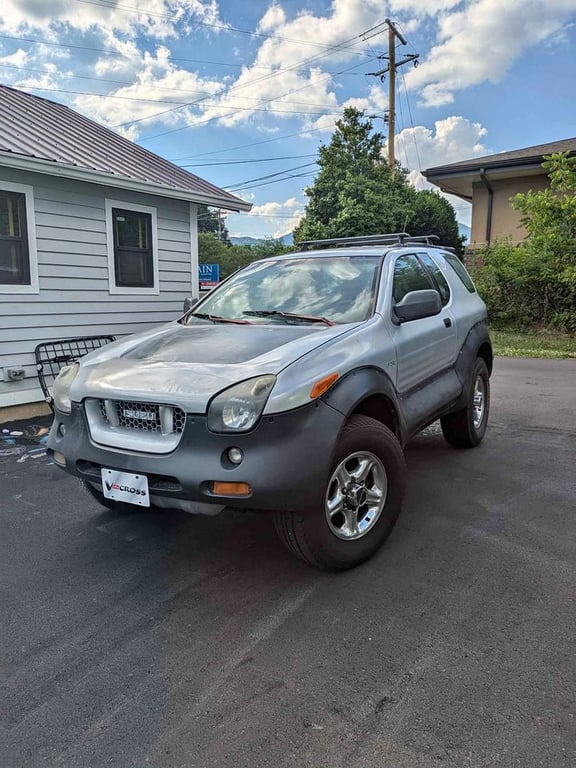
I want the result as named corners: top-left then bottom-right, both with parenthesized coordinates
top-left (443, 317), bottom-right (452, 328)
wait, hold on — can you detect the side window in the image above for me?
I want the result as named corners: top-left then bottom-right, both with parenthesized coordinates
top-left (393, 254), bottom-right (434, 303)
top-left (443, 252), bottom-right (476, 293)
top-left (418, 252), bottom-right (451, 306)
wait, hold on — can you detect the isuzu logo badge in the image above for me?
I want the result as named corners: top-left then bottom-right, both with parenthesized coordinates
top-left (124, 409), bottom-right (155, 421)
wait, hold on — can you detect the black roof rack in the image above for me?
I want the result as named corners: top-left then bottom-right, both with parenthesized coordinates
top-left (298, 232), bottom-right (447, 250)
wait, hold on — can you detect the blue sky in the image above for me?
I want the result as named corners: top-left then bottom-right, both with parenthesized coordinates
top-left (1, 0), bottom-right (575, 238)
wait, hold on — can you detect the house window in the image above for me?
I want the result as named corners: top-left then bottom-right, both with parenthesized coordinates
top-left (0, 191), bottom-right (29, 284)
top-left (105, 199), bottom-right (158, 295)
top-left (0, 183), bottom-right (38, 294)
top-left (112, 208), bottom-right (153, 287)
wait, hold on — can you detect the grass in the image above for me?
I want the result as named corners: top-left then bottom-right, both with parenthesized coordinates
top-left (491, 327), bottom-right (576, 359)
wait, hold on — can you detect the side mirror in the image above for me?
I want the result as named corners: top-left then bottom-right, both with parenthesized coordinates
top-left (393, 289), bottom-right (442, 324)
top-left (183, 296), bottom-right (199, 313)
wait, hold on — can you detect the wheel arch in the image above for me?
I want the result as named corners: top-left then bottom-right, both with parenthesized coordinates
top-left (477, 340), bottom-right (493, 375)
top-left (321, 367), bottom-right (406, 443)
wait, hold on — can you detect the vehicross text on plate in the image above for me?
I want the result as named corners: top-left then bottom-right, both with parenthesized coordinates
top-left (101, 469), bottom-right (150, 507)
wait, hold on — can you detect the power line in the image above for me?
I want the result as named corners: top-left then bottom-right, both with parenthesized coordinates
top-left (111, 22), bottom-right (384, 130)
top-left (228, 171), bottom-right (317, 193)
top-left (137, 56), bottom-right (376, 142)
top-left (169, 125), bottom-right (329, 161)
top-left (0, 67), bottom-right (358, 113)
top-left (223, 161), bottom-right (317, 189)
top-left (0, 33), bottom-right (274, 70)
top-left (10, 83), bottom-right (347, 119)
top-left (72, 0), bottom-right (372, 56)
top-left (366, 19), bottom-right (419, 166)
top-left (400, 68), bottom-right (422, 171)
top-left (180, 154), bottom-right (317, 167)
top-left (0, 33), bottom-right (380, 74)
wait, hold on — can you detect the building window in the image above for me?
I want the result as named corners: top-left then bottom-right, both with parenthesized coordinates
top-left (112, 208), bottom-right (153, 287)
top-left (0, 191), bottom-right (29, 284)
top-left (0, 183), bottom-right (38, 294)
top-left (105, 200), bottom-right (158, 295)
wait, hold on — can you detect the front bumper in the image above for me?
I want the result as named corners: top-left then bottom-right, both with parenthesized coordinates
top-left (47, 399), bottom-right (346, 513)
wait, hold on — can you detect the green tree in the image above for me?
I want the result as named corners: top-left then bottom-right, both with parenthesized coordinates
top-left (407, 190), bottom-right (465, 256)
top-left (294, 107), bottom-right (463, 254)
top-left (198, 233), bottom-right (290, 281)
top-left (469, 152), bottom-right (576, 331)
top-left (197, 205), bottom-right (230, 244)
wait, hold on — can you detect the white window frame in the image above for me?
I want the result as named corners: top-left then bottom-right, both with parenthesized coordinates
top-left (0, 181), bottom-right (39, 294)
top-left (105, 198), bottom-right (159, 295)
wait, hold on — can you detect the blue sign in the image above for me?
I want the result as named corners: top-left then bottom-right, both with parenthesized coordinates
top-left (198, 263), bottom-right (220, 288)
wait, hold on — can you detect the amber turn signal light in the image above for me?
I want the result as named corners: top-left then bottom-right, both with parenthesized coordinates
top-left (212, 481), bottom-right (252, 496)
top-left (309, 372), bottom-right (339, 399)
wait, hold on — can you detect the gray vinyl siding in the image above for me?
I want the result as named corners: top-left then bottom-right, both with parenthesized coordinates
top-left (0, 167), bottom-right (197, 406)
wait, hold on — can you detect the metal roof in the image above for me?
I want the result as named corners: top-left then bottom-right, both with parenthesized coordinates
top-left (423, 137), bottom-right (576, 178)
top-left (0, 85), bottom-right (251, 211)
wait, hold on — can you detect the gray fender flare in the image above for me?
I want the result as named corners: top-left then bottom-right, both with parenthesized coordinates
top-left (321, 367), bottom-right (408, 443)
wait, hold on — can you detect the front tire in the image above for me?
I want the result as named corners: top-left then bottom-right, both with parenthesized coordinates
top-left (441, 357), bottom-right (490, 448)
top-left (274, 415), bottom-right (406, 572)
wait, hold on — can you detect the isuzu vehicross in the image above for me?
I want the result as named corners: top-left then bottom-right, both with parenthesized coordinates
top-left (48, 233), bottom-right (492, 571)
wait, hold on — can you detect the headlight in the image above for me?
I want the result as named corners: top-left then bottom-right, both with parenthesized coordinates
top-left (208, 375), bottom-right (276, 433)
top-left (53, 363), bottom-right (80, 413)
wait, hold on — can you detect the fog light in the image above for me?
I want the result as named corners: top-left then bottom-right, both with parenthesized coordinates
top-left (53, 451), bottom-right (66, 466)
top-left (212, 481), bottom-right (251, 496)
top-left (57, 423), bottom-right (66, 438)
top-left (227, 447), bottom-right (243, 465)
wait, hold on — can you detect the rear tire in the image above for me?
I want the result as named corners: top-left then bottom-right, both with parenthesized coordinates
top-left (441, 357), bottom-right (490, 448)
top-left (274, 415), bottom-right (406, 572)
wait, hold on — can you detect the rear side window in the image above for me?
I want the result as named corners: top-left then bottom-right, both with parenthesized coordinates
top-left (418, 252), bottom-right (451, 306)
top-left (443, 252), bottom-right (476, 293)
top-left (393, 254), bottom-right (434, 303)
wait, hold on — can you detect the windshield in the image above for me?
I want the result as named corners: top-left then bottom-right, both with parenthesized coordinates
top-left (187, 255), bottom-right (381, 324)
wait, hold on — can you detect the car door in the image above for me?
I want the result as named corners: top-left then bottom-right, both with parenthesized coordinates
top-left (389, 252), bottom-right (457, 394)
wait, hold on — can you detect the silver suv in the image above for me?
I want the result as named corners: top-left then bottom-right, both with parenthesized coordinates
top-left (48, 233), bottom-right (492, 571)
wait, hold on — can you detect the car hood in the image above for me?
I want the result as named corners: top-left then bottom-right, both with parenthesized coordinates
top-left (71, 320), bottom-right (355, 412)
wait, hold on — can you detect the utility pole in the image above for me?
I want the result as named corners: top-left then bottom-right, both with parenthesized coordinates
top-left (367, 19), bottom-right (419, 167)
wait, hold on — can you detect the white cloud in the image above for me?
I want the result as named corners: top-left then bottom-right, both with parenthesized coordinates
top-left (249, 196), bottom-right (304, 237)
top-left (257, 4), bottom-right (287, 32)
top-left (406, 0), bottom-right (576, 106)
top-left (72, 47), bottom-right (224, 137)
top-left (194, 0), bottom-right (385, 130)
top-left (394, 116), bottom-right (489, 224)
top-left (396, 115), bottom-right (488, 172)
top-left (0, 0), bottom-right (225, 39)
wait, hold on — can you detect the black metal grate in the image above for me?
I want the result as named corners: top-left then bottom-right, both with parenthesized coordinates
top-left (35, 335), bottom-right (115, 410)
top-left (98, 399), bottom-right (186, 434)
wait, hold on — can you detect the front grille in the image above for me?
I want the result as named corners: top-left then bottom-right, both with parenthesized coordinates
top-left (97, 399), bottom-right (186, 434)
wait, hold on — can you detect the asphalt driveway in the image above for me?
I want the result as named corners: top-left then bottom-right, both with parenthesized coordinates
top-left (1, 357), bottom-right (575, 768)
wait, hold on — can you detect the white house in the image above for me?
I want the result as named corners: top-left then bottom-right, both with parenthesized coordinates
top-left (0, 85), bottom-right (250, 410)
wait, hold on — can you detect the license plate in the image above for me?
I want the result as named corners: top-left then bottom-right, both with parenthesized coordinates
top-left (101, 468), bottom-right (150, 507)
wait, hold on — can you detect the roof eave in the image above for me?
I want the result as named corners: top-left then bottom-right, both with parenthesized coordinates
top-left (423, 160), bottom-right (551, 201)
top-left (0, 153), bottom-right (252, 212)
top-left (423, 156), bottom-right (551, 179)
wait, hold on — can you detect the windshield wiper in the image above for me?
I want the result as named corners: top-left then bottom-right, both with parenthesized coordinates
top-left (243, 310), bottom-right (334, 326)
top-left (188, 312), bottom-right (251, 325)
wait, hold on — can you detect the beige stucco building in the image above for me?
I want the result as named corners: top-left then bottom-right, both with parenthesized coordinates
top-left (423, 138), bottom-right (576, 248)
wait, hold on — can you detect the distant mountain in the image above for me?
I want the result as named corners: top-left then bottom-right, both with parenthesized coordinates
top-left (230, 232), bottom-right (294, 247)
top-left (458, 222), bottom-right (471, 243)
top-left (229, 236), bottom-right (262, 246)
